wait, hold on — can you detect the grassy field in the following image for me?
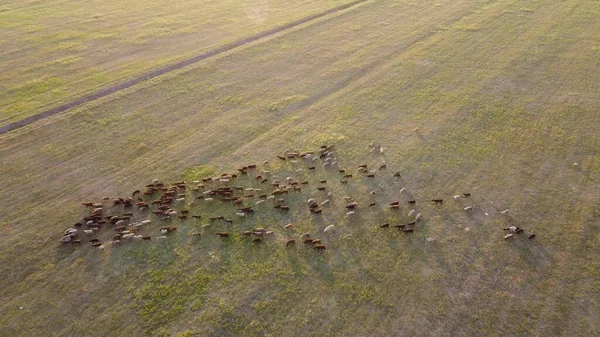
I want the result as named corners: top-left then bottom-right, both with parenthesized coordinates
top-left (0, 0), bottom-right (357, 126)
top-left (1, 0), bottom-right (600, 336)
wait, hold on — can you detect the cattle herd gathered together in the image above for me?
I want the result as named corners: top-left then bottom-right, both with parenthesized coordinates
top-left (59, 144), bottom-right (536, 252)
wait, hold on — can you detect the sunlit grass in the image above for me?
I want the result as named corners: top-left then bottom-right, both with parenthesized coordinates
top-left (1, 0), bottom-right (599, 336)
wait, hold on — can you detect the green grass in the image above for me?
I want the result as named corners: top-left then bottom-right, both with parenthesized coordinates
top-left (1, 0), bottom-right (600, 336)
top-left (0, 0), bottom-right (357, 126)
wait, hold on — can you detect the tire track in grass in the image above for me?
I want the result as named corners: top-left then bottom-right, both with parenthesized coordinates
top-left (103, 1), bottom-right (483, 186)
top-left (0, 0), bottom-right (370, 135)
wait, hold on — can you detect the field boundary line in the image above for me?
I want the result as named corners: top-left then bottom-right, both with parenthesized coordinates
top-left (0, 0), bottom-right (369, 135)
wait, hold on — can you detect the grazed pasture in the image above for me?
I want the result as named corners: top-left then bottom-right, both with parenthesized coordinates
top-left (1, 0), bottom-right (600, 336)
top-left (0, 0), bottom-right (356, 126)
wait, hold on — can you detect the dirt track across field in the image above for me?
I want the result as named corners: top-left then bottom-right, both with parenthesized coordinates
top-left (0, 0), bottom-right (368, 135)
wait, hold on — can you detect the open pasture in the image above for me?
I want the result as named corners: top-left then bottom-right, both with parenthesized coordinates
top-left (1, 0), bottom-right (600, 336)
top-left (0, 0), bottom-right (357, 126)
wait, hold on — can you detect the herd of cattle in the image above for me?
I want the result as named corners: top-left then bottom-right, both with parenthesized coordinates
top-left (59, 144), bottom-right (536, 252)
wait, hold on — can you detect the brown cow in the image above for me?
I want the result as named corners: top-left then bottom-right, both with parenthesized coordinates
top-left (216, 232), bottom-right (229, 238)
top-left (314, 245), bottom-right (326, 250)
top-left (240, 207), bottom-right (255, 214)
top-left (285, 239), bottom-right (296, 247)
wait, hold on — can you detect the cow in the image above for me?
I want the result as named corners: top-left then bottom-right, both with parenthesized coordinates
top-left (346, 202), bottom-right (357, 209)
